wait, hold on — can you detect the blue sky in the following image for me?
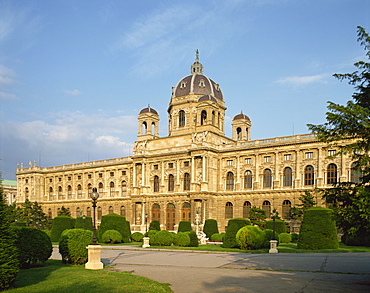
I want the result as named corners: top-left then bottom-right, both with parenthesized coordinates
top-left (1, 0), bottom-right (369, 180)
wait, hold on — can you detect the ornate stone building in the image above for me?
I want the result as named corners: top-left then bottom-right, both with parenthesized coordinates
top-left (15, 56), bottom-right (360, 232)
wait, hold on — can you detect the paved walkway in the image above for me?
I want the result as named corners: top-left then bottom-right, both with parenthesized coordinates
top-left (51, 246), bottom-right (370, 293)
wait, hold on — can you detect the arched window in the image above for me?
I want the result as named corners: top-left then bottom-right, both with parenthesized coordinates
top-left (282, 200), bottom-right (291, 219)
top-left (212, 111), bottom-right (215, 125)
top-left (201, 110), bottom-right (207, 125)
top-left (304, 165), bottom-right (315, 186)
top-left (109, 181), bottom-right (115, 197)
top-left (168, 174), bottom-right (174, 192)
top-left (243, 201), bottom-right (251, 218)
top-left (226, 172), bottom-right (234, 190)
top-left (86, 207), bottom-right (91, 217)
top-left (120, 206), bottom-right (125, 217)
top-left (244, 170), bottom-right (252, 189)
top-left (166, 203), bottom-right (176, 230)
top-left (153, 176), bottom-right (159, 193)
top-left (67, 185), bottom-right (72, 199)
top-left (87, 183), bottom-right (92, 199)
top-left (263, 169), bottom-right (272, 188)
top-left (225, 202), bottom-right (233, 219)
top-left (98, 182), bottom-right (103, 197)
top-left (142, 121), bottom-right (147, 135)
top-left (109, 206), bottom-right (113, 214)
top-left (121, 181), bottom-right (127, 196)
top-left (327, 163), bottom-right (337, 184)
top-left (97, 207), bottom-right (102, 221)
top-left (183, 173), bottom-right (190, 191)
top-left (76, 207), bottom-right (81, 217)
top-left (350, 162), bottom-right (362, 183)
top-left (236, 127), bottom-right (242, 140)
top-left (283, 167), bottom-right (293, 187)
top-left (48, 208), bottom-right (52, 218)
top-left (179, 110), bottom-right (185, 127)
top-left (262, 200), bottom-right (271, 216)
top-left (25, 187), bottom-right (29, 199)
top-left (182, 202), bottom-right (191, 221)
top-left (77, 184), bottom-right (82, 198)
top-left (58, 186), bottom-right (63, 200)
top-left (152, 203), bottom-right (160, 221)
top-left (152, 122), bottom-right (156, 134)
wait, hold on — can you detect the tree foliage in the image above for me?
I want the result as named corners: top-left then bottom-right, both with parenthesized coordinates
top-left (58, 206), bottom-right (71, 217)
top-left (248, 206), bottom-right (266, 228)
top-left (16, 199), bottom-right (50, 230)
top-left (307, 26), bottom-right (370, 245)
top-left (290, 190), bottom-right (317, 220)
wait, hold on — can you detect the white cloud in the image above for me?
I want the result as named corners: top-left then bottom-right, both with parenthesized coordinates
top-left (275, 74), bottom-right (329, 86)
top-left (63, 89), bottom-right (81, 96)
top-left (0, 91), bottom-right (18, 101)
top-left (0, 64), bottom-right (16, 86)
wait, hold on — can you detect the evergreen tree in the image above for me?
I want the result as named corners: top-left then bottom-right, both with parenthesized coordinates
top-left (58, 206), bottom-right (71, 217)
top-left (290, 190), bottom-right (317, 220)
top-left (0, 183), bottom-right (20, 290)
top-left (248, 206), bottom-right (266, 228)
top-left (308, 26), bottom-right (370, 246)
top-left (18, 199), bottom-right (50, 229)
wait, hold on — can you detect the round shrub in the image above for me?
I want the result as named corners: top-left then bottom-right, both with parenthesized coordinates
top-left (203, 219), bottom-right (219, 239)
top-left (265, 219), bottom-right (287, 234)
top-left (178, 220), bottom-right (192, 232)
top-left (279, 233), bottom-right (292, 243)
top-left (152, 230), bottom-right (173, 246)
top-left (51, 216), bottom-right (74, 242)
top-left (131, 232), bottom-right (144, 242)
top-left (223, 218), bottom-right (251, 248)
top-left (236, 225), bottom-right (264, 250)
top-left (262, 229), bottom-right (279, 248)
top-left (187, 230), bottom-right (199, 247)
top-left (147, 230), bottom-right (158, 245)
top-left (291, 233), bottom-right (299, 243)
top-left (210, 233), bottom-right (224, 242)
top-left (173, 232), bottom-right (191, 247)
top-left (59, 229), bottom-right (93, 264)
top-left (98, 213), bottom-right (131, 243)
top-left (75, 216), bottom-right (93, 230)
top-left (13, 227), bottom-right (52, 268)
top-left (297, 207), bottom-right (339, 250)
top-left (102, 230), bottom-right (123, 243)
top-left (149, 220), bottom-right (161, 231)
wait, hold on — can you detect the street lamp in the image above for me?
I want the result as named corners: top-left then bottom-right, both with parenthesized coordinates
top-left (269, 210), bottom-right (278, 253)
top-left (145, 213), bottom-right (148, 233)
top-left (90, 187), bottom-right (99, 245)
top-left (271, 211), bottom-right (277, 240)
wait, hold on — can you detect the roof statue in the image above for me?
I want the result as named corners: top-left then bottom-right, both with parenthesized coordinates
top-left (195, 49), bottom-right (199, 63)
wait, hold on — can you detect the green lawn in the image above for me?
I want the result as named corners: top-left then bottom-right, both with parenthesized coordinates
top-left (9, 260), bottom-right (172, 293)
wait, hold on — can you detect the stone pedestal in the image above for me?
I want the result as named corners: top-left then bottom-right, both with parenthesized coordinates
top-left (85, 245), bottom-right (104, 270)
top-left (269, 240), bottom-right (278, 254)
top-left (142, 237), bottom-right (150, 248)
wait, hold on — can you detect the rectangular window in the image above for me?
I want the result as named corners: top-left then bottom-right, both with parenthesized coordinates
top-left (99, 173), bottom-right (103, 178)
top-left (153, 164), bottom-right (159, 170)
top-left (110, 171), bottom-right (114, 177)
top-left (264, 156), bottom-right (271, 163)
top-left (58, 178), bottom-right (62, 182)
top-left (78, 175), bottom-right (81, 180)
top-left (88, 174), bottom-right (92, 179)
top-left (168, 163), bottom-right (174, 168)
top-left (328, 150), bottom-right (336, 156)
top-left (284, 154), bottom-right (292, 161)
top-left (245, 158), bottom-right (252, 164)
top-left (122, 170), bottom-right (126, 175)
top-left (68, 176), bottom-right (71, 181)
top-left (305, 152), bottom-right (313, 159)
top-left (184, 161), bottom-right (189, 167)
top-left (227, 160), bottom-right (233, 166)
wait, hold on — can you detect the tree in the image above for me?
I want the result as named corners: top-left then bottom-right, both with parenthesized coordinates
top-left (0, 183), bottom-right (20, 290)
top-left (248, 206), bottom-right (266, 228)
top-left (290, 190), bottom-right (317, 220)
top-left (58, 206), bottom-right (71, 217)
top-left (307, 26), bottom-right (370, 246)
top-left (18, 199), bottom-right (50, 230)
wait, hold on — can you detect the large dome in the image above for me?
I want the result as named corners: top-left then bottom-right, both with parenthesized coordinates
top-left (172, 56), bottom-right (223, 101)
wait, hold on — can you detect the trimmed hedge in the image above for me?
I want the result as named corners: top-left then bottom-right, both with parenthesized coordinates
top-left (59, 229), bottom-right (93, 264)
top-left (341, 231), bottom-right (370, 247)
top-left (187, 230), bottom-right (199, 247)
top-left (279, 233), bottom-right (292, 243)
top-left (178, 221), bottom-right (192, 232)
top-left (98, 213), bottom-right (131, 243)
top-left (75, 216), bottom-right (93, 230)
top-left (203, 219), bottom-right (219, 239)
top-left (131, 232), bottom-right (144, 242)
top-left (173, 232), bottom-right (191, 247)
top-left (265, 219), bottom-right (287, 234)
top-left (297, 207), bottom-right (339, 250)
top-left (12, 227), bottom-right (52, 268)
top-left (223, 218), bottom-right (251, 248)
top-left (51, 216), bottom-right (74, 242)
top-left (149, 220), bottom-right (161, 231)
top-left (102, 230), bottom-right (123, 243)
top-left (236, 225), bottom-right (264, 250)
top-left (262, 229), bottom-right (279, 248)
top-left (152, 230), bottom-right (173, 246)
top-left (210, 233), bottom-right (225, 241)
top-left (291, 233), bottom-right (299, 243)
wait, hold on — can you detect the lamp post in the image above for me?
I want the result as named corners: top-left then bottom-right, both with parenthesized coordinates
top-left (142, 213), bottom-right (150, 248)
top-left (145, 213), bottom-right (148, 233)
top-left (90, 187), bottom-right (99, 245)
top-left (269, 210), bottom-right (278, 253)
top-left (85, 187), bottom-right (103, 270)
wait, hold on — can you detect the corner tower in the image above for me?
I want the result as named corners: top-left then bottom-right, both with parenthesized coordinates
top-left (137, 105), bottom-right (160, 141)
top-left (167, 51), bottom-right (226, 137)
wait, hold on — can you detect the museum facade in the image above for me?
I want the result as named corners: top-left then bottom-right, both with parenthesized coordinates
top-left (15, 56), bottom-right (359, 232)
